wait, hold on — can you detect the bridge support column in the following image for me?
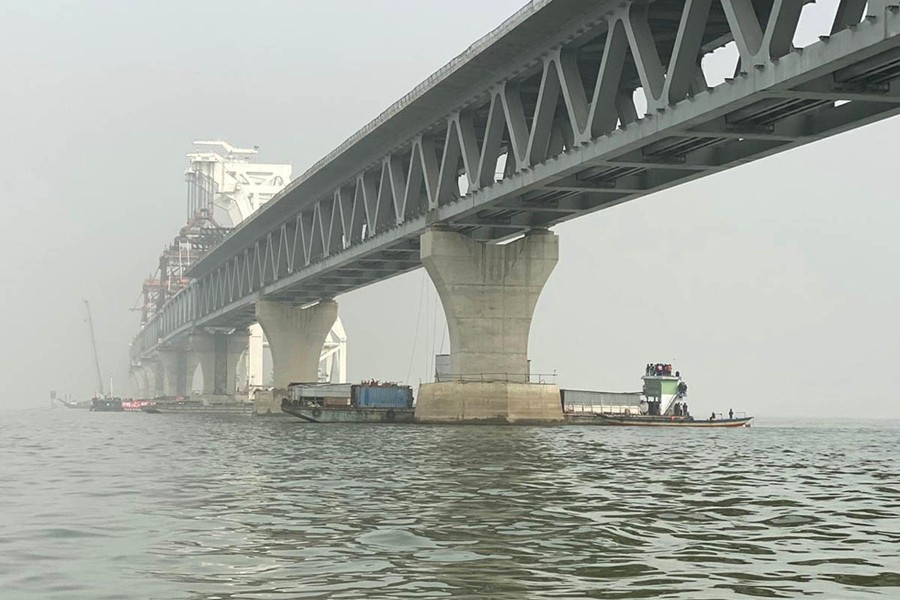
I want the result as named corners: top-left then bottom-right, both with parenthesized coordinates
top-left (187, 334), bottom-right (214, 394)
top-left (224, 332), bottom-right (249, 396)
top-left (246, 324), bottom-right (265, 388)
top-left (189, 331), bottom-right (249, 397)
top-left (254, 300), bottom-right (338, 414)
top-left (159, 347), bottom-right (188, 397)
top-left (134, 366), bottom-right (153, 398)
top-left (142, 360), bottom-right (162, 398)
top-left (415, 227), bottom-right (563, 424)
top-left (185, 350), bottom-right (202, 394)
top-left (129, 368), bottom-right (145, 398)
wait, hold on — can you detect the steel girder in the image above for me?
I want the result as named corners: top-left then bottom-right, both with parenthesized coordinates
top-left (132, 0), bottom-right (900, 362)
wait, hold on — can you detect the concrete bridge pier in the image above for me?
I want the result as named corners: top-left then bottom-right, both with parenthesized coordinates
top-left (223, 331), bottom-right (249, 396)
top-left (132, 366), bottom-right (153, 398)
top-left (415, 227), bottom-right (563, 424)
top-left (143, 359), bottom-right (162, 399)
top-left (185, 350), bottom-right (202, 396)
top-left (189, 331), bottom-right (249, 397)
top-left (254, 299), bottom-right (338, 414)
top-left (158, 346), bottom-right (189, 398)
top-left (129, 368), bottom-right (145, 399)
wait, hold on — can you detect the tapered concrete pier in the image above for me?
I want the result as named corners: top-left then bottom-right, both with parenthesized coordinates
top-left (158, 346), bottom-right (188, 397)
top-left (143, 359), bottom-right (162, 398)
top-left (415, 228), bottom-right (563, 424)
top-left (254, 300), bottom-right (338, 414)
top-left (189, 331), bottom-right (248, 396)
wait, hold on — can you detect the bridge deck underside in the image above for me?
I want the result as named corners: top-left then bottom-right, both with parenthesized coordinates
top-left (134, 0), bottom-right (900, 360)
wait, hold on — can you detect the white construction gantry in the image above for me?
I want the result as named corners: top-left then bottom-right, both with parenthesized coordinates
top-left (155, 141), bottom-right (348, 391)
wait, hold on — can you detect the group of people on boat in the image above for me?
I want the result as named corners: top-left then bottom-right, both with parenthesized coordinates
top-left (709, 409), bottom-right (736, 421)
top-left (645, 400), bottom-right (690, 417)
top-left (645, 363), bottom-right (678, 377)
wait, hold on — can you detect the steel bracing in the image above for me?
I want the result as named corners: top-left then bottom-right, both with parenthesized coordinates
top-left (135, 209), bottom-right (230, 327)
top-left (132, 0), bottom-right (900, 362)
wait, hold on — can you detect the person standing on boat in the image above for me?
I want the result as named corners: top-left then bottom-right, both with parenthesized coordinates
top-left (729, 408), bottom-right (734, 420)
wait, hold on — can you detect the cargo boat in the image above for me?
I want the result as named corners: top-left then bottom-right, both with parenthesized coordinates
top-left (562, 364), bottom-right (752, 427)
top-left (91, 397), bottom-right (155, 412)
top-left (90, 396), bottom-right (124, 412)
top-left (281, 382), bottom-right (415, 423)
top-left (141, 397), bottom-right (254, 415)
top-left (51, 392), bottom-right (92, 409)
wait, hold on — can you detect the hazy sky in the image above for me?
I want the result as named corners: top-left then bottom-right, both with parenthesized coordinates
top-left (2, 0), bottom-right (898, 418)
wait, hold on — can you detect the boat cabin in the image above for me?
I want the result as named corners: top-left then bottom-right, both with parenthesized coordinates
top-left (642, 363), bottom-right (688, 417)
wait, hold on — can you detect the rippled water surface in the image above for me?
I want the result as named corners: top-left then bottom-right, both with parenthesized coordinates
top-left (1, 409), bottom-right (898, 599)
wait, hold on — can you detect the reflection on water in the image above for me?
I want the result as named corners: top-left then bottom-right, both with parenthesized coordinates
top-left (0, 410), bottom-right (898, 599)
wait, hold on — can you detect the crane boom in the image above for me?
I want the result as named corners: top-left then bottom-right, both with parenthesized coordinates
top-left (83, 300), bottom-right (104, 396)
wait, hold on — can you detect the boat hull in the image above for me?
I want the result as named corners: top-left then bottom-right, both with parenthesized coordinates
top-left (141, 401), bottom-right (254, 416)
top-left (282, 404), bottom-right (415, 423)
top-left (565, 414), bottom-right (753, 427)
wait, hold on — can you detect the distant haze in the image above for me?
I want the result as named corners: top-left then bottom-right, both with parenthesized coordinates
top-left (1, 0), bottom-right (898, 419)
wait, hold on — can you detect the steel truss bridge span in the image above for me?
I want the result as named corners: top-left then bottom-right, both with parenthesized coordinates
top-left (132, 0), bottom-right (900, 362)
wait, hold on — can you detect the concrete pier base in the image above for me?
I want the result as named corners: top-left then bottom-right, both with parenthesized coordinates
top-left (415, 381), bottom-right (563, 424)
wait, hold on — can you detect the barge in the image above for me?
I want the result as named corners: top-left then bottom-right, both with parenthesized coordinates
top-left (91, 397), bottom-right (155, 412)
top-left (280, 364), bottom-right (751, 427)
top-left (90, 396), bottom-right (124, 412)
top-left (563, 363), bottom-right (752, 427)
top-left (141, 397), bottom-right (254, 415)
top-left (281, 382), bottom-right (415, 423)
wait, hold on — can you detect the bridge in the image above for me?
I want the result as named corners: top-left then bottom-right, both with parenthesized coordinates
top-left (130, 0), bottom-right (900, 420)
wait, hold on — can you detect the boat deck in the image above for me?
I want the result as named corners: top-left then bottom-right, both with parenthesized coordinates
top-left (282, 404), bottom-right (415, 423)
top-left (564, 414), bottom-right (753, 427)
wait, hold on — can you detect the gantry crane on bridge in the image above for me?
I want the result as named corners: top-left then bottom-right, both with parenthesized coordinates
top-left (135, 210), bottom-right (230, 326)
top-left (131, 141), bottom-right (347, 397)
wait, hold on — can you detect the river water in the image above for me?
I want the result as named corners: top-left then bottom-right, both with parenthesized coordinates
top-left (0, 409), bottom-right (898, 599)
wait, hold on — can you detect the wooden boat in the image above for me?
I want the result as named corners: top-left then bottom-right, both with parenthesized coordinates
top-left (587, 414), bottom-right (751, 427)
